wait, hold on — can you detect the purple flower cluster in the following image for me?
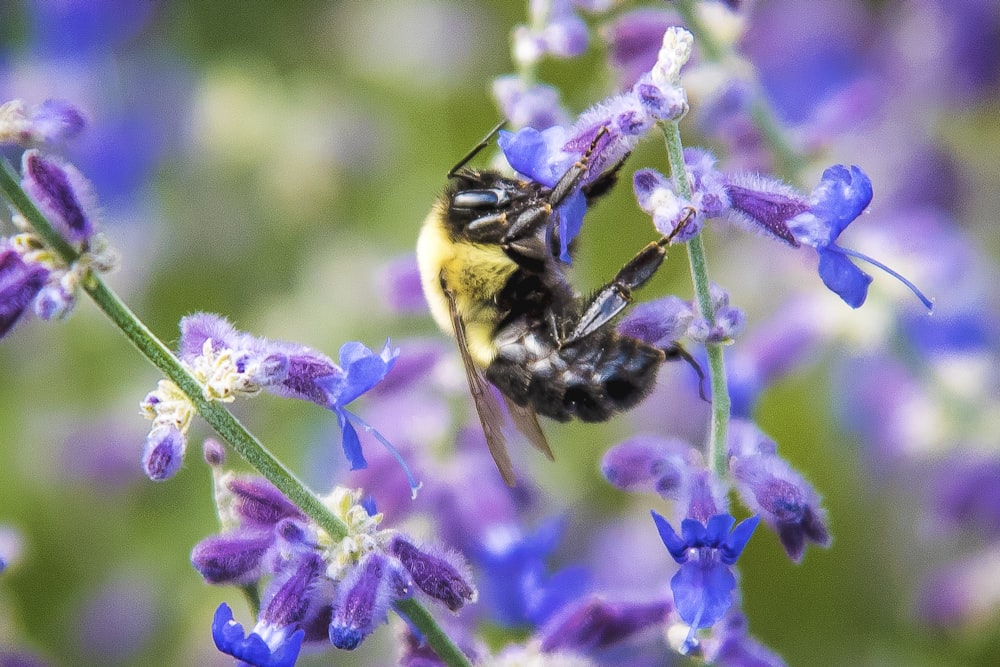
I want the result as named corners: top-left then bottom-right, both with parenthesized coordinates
top-left (194, 474), bottom-right (475, 666)
top-left (140, 313), bottom-right (417, 491)
top-left (0, 102), bottom-right (115, 339)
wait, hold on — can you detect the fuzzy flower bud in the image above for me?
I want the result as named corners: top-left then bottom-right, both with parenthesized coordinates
top-left (388, 536), bottom-right (477, 611)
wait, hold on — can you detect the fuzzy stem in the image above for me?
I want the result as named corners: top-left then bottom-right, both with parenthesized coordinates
top-left (660, 122), bottom-right (730, 478)
top-left (2, 158), bottom-right (469, 667)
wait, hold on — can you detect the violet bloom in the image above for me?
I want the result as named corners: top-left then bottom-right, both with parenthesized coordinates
top-left (728, 420), bottom-right (830, 562)
top-left (0, 99), bottom-right (86, 146)
top-left (475, 518), bottom-right (589, 627)
top-left (538, 595), bottom-right (671, 654)
top-left (211, 554), bottom-right (324, 667)
top-left (651, 511), bottom-right (759, 652)
top-left (172, 313), bottom-right (418, 493)
top-left (21, 149), bottom-right (98, 246)
top-left (329, 552), bottom-right (412, 650)
top-left (512, 0), bottom-right (589, 68)
top-left (726, 164), bottom-right (933, 310)
top-left (0, 243), bottom-right (50, 339)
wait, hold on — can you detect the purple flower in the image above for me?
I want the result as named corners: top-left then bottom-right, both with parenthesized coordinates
top-left (475, 518), bottom-right (589, 627)
top-left (211, 553), bottom-right (325, 666)
top-left (538, 595), bottom-right (670, 653)
top-left (329, 552), bottom-right (413, 650)
top-left (0, 99), bottom-right (86, 146)
top-left (651, 511), bottom-right (759, 646)
top-left (616, 295), bottom-right (693, 350)
top-left (728, 420), bottom-right (830, 563)
top-left (601, 8), bottom-right (676, 88)
top-left (601, 434), bottom-right (696, 498)
top-left (0, 244), bottom-right (50, 339)
top-left (725, 165), bottom-right (932, 309)
top-left (174, 314), bottom-right (416, 492)
top-left (21, 149), bottom-right (97, 246)
top-left (140, 424), bottom-right (186, 481)
top-left (492, 75), bottom-right (570, 130)
top-left (191, 531), bottom-right (274, 585)
top-left (388, 536), bottom-right (477, 611)
top-left (512, 0), bottom-right (589, 67)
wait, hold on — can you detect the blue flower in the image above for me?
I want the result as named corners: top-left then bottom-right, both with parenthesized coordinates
top-left (475, 518), bottom-right (589, 627)
top-left (651, 511), bottom-right (759, 645)
top-left (212, 603), bottom-right (305, 667)
top-left (175, 314), bottom-right (418, 494)
top-left (725, 164), bottom-right (932, 310)
top-left (211, 553), bottom-right (324, 667)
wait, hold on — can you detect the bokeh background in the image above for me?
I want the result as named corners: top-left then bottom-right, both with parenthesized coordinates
top-left (1, 1), bottom-right (999, 665)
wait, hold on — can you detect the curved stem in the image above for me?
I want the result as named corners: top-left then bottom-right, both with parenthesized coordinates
top-left (2, 157), bottom-right (470, 667)
top-left (660, 122), bottom-right (730, 479)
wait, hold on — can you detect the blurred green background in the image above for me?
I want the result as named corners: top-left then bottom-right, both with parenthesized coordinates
top-left (1, 1), bottom-right (999, 666)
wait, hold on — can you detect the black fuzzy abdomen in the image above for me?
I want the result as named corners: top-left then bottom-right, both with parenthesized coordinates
top-left (485, 329), bottom-right (665, 422)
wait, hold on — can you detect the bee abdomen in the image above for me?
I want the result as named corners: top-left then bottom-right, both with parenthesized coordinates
top-left (486, 332), bottom-right (664, 423)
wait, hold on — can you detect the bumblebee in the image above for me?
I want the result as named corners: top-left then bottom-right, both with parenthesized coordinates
top-left (417, 128), bottom-right (688, 484)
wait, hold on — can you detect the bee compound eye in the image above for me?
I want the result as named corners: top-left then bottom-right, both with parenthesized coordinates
top-left (452, 189), bottom-right (508, 210)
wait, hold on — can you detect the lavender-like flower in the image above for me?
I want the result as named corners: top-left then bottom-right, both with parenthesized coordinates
top-left (195, 481), bottom-right (475, 661)
top-left (538, 595), bottom-right (671, 653)
top-left (727, 420), bottom-right (830, 563)
top-left (725, 164), bottom-right (933, 310)
top-left (0, 242), bottom-right (50, 339)
top-left (21, 149), bottom-right (98, 245)
top-left (0, 99), bottom-right (86, 146)
top-left (211, 552), bottom-right (325, 667)
top-left (329, 552), bottom-right (413, 649)
top-left (141, 313), bottom-right (419, 492)
top-left (651, 511), bottom-right (759, 653)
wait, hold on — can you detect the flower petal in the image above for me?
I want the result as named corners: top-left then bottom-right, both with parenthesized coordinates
top-left (817, 247), bottom-right (873, 308)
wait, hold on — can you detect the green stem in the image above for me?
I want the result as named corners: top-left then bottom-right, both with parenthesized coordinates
top-left (395, 598), bottom-right (473, 667)
top-left (660, 122), bottom-right (730, 479)
top-left (2, 158), bottom-right (470, 667)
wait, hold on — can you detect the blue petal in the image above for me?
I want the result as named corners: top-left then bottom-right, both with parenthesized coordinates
top-left (211, 603), bottom-right (304, 667)
top-left (525, 564), bottom-right (590, 626)
top-left (498, 127), bottom-right (563, 187)
top-left (651, 511), bottom-right (689, 562)
top-left (817, 247), bottom-right (873, 308)
top-left (555, 190), bottom-right (586, 263)
top-left (720, 515), bottom-right (760, 565)
top-left (671, 561), bottom-right (737, 629)
top-left (704, 514), bottom-right (736, 547)
top-left (811, 165), bottom-right (872, 241)
top-left (337, 410), bottom-right (367, 470)
top-left (680, 518), bottom-right (708, 547)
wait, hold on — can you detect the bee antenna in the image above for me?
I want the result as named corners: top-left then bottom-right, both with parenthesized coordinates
top-left (448, 119), bottom-right (509, 178)
top-left (664, 344), bottom-right (709, 402)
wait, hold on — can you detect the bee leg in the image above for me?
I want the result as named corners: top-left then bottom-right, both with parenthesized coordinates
top-left (564, 240), bottom-right (668, 343)
top-left (564, 210), bottom-right (695, 343)
top-left (548, 126), bottom-right (611, 208)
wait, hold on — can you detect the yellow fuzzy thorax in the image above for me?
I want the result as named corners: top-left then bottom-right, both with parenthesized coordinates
top-left (416, 206), bottom-right (517, 368)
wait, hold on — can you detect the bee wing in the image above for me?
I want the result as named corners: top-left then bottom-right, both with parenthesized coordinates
top-left (502, 395), bottom-right (554, 461)
top-left (443, 283), bottom-right (517, 486)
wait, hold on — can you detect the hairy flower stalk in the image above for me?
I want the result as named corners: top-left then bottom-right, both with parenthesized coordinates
top-left (0, 151), bottom-right (472, 667)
